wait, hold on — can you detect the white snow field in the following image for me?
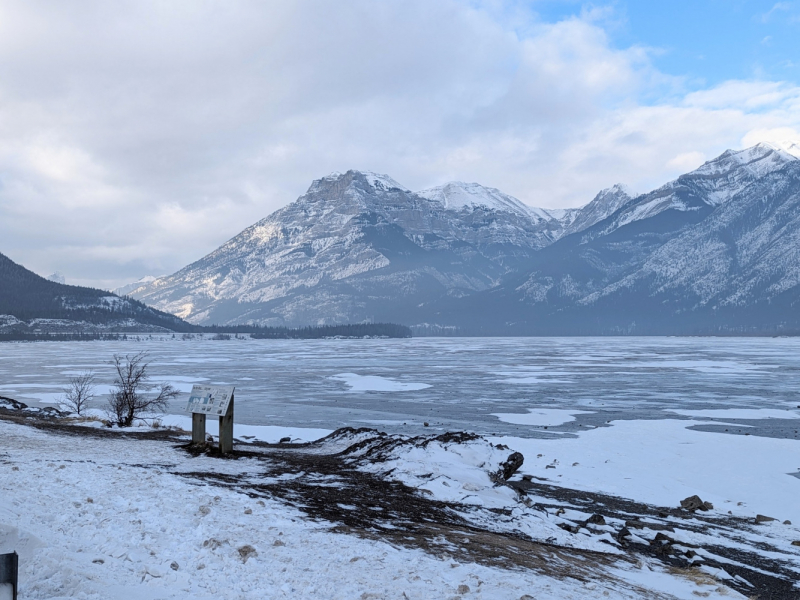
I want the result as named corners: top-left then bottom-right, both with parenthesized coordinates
top-left (495, 418), bottom-right (800, 525)
top-left (0, 418), bottom-right (752, 600)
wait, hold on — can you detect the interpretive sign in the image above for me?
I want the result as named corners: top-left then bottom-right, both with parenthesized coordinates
top-left (186, 385), bottom-right (235, 416)
top-left (185, 384), bottom-right (236, 454)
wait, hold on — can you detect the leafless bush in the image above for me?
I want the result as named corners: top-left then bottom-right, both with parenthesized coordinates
top-left (107, 352), bottom-right (179, 427)
top-left (62, 371), bottom-right (96, 416)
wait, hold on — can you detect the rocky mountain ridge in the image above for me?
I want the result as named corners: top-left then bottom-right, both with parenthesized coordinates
top-left (129, 141), bottom-right (800, 333)
top-left (129, 170), bottom-right (632, 326)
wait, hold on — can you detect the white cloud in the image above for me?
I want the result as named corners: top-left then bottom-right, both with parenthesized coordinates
top-left (0, 0), bottom-right (799, 288)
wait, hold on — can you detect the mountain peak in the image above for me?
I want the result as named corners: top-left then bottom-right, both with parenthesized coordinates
top-left (415, 181), bottom-right (546, 220)
top-left (313, 170), bottom-right (410, 193)
top-left (754, 140), bottom-right (800, 160)
top-left (687, 140), bottom-right (800, 187)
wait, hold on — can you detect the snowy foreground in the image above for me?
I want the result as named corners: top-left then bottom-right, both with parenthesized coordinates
top-left (1, 409), bottom-right (800, 599)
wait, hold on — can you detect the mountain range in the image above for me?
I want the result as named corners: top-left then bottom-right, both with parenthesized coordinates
top-left (125, 140), bottom-right (800, 334)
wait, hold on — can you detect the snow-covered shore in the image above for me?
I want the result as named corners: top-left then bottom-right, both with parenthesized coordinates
top-left (3, 420), bottom-right (595, 600)
top-left (4, 408), bottom-right (800, 599)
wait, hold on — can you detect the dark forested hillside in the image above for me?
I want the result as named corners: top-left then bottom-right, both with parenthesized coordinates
top-left (0, 251), bottom-right (192, 331)
top-left (249, 323), bottom-right (412, 339)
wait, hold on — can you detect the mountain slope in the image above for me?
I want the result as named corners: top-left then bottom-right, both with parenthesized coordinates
top-left (130, 142), bottom-right (800, 333)
top-left (433, 142), bottom-right (800, 334)
top-left (0, 252), bottom-right (192, 332)
top-left (132, 171), bottom-right (622, 326)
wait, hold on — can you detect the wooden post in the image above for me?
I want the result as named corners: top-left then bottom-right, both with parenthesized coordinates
top-left (0, 551), bottom-right (18, 600)
top-left (192, 413), bottom-right (206, 446)
top-left (219, 393), bottom-right (234, 455)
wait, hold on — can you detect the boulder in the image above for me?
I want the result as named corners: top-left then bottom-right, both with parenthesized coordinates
top-left (586, 514), bottom-right (606, 526)
top-left (498, 452), bottom-right (524, 480)
top-left (755, 514), bottom-right (777, 524)
top-left (680, 495), bottom-right (712, 511)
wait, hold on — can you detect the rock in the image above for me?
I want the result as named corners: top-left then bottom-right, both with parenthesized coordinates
top-left (237, 545), bottom-right (258, 563)
top-left (791, 541), bottom-right (800, 546)
top-left (457, 584), bottom-right (470, 594)
top-left (652, 532), bottom-right (674, 545)
top-left (783, 520), bottom-right (792, 525)
top-left (586, 514), bottom-right (606, 526)
top-left (522, 474), bottom-right (533, 481)
top-left (244, 508), bottom-right (252, 514)
top-left (680, 495), bottom-right (712, 511)
top-left (273, 539), bottom-right (286, 547)
top-left (520, 596), bottom-right (536, 600)
top-left (170, 561), bottom-right (179, 571)
top-left (498, 452), bottom-right (524, 480)
top-left (279, 437), bottom-right (291, 444)
top-left (92, 558), bottom-right (104, 564)
top-left (423, 422), bottom-right (429, 427)
top-left (755, 514), bottom-right (777, 524)
top-left (86, 498), bottom-right (93, 503)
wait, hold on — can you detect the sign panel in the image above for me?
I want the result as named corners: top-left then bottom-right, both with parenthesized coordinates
top-left (185, 384), bottom-right (235, 416)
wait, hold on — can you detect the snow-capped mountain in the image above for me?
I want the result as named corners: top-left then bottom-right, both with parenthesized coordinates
top-left (417, 181), bottom-right (550, 221)
top-left (130, 141), bottom-right (800, 333)
top-left (446, 141), bottom-right (800, 334)
top-left (130, 171), bottom-right (628, 326)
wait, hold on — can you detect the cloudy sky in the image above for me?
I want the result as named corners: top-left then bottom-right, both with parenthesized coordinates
top-left (1, 0), bottom-right (799, 289)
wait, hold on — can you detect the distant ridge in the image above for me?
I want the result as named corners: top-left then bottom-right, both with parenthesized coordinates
top-left (127, 141), bottom-right (800, 335)
top-left (129, 170), bottom-right (633, 327)
top-left (0, 251), bottom-right (193, 333)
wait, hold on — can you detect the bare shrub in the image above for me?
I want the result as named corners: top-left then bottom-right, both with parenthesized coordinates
top-left (107, 352), bottom-right (179, 427)
top-left (62, 371), bottom-right (96, 416)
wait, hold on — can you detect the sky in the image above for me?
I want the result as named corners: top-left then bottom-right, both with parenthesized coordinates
top-left (0, 0), bottom-right (799, 289)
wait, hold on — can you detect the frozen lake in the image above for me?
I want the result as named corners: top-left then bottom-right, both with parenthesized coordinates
top-left (1, 336), bottom-right (799, 441)
top-left (3, 336), bottom-right (800, 535)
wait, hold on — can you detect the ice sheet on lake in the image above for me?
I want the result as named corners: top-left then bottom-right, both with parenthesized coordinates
top-left (492, 408), bottom-right (592, 426)
top-left (331, 373), bottom-right (431, 392)
top-left (671, 408), bottom-right (800, 420)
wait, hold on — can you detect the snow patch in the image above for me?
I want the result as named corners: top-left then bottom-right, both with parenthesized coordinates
top-left (331, 373), bottom-right (431, 392)
top-left (492, 408), bottom-right (593, 427)
top-left (670, 408), bottom-right (800, 420)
